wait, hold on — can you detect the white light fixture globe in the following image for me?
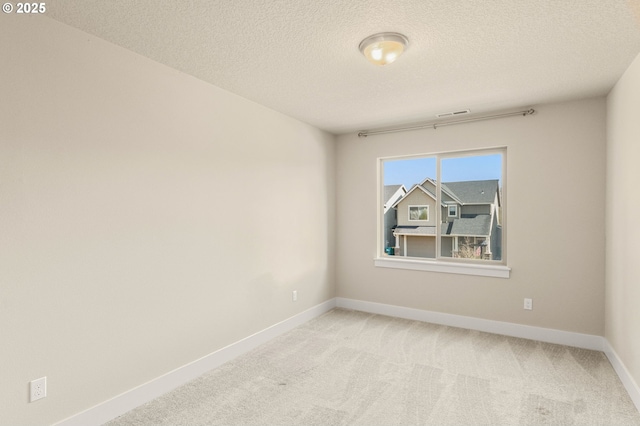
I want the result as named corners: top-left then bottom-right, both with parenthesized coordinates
top-left (359, 32), bottom-right (409, 66)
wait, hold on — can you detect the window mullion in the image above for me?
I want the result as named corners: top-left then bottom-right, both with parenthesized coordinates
top-left (435, 155), bottom-right (441, 260)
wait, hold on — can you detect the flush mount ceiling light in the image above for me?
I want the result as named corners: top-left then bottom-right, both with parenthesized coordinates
top-left (359, 32), bottom-right (409, 66)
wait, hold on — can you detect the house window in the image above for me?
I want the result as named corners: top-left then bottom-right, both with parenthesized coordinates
top-left (378, 148), bottom-right (509, 278)
top-left (409, 205), bottom-right (429, 221)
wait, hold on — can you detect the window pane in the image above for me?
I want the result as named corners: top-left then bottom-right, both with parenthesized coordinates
top-left (440, 153), bottom-right (503, 261)
top-left (409, 206), bottom-right (429, 221)
top-left (383, 157), bottom-right (436, 259)
top-left (381, 150), bottom-right (505, 264)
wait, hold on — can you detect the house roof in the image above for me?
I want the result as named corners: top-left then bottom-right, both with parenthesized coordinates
top-left (420, 177), bottom-right (463, 204)
top-left (442, 180), bottom-right (499, 204)
top-left (384, 185), bottom-right (404, 204)
top-left (392, 179), bottom-right (499, 209)
top-left (445, 215), bottom-right (492, 236)
top-left (395, 215), bottom-right (492, 237)
top-left (389, 184), bottom-right (436, 209)
top-left (393, 224), bottom-right (450, 236)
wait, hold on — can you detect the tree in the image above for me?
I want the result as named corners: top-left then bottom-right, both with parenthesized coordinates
top-left (456, 237), bottom-right (483, 259)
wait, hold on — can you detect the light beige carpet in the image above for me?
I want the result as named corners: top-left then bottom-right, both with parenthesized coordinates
top-left (107, 308), bottom-right (640, 425)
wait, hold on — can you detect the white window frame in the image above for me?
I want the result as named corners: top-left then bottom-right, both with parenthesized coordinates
top-left (408, 205), bottom-right (429, 221)
top-left (448, 204), bottom-right (458, 217)
top-left (376, 147), bottom-right (510, 279)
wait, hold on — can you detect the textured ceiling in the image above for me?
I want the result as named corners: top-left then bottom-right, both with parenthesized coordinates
top-left (45, 0), bottom-right (640, 135)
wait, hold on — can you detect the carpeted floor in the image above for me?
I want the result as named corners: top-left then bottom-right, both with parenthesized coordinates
top-left (107, 308), bottom-right (640, 425)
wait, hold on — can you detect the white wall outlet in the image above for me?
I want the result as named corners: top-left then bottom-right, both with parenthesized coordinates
top-left (292, 290), bottom-right (297, 302)
top-left (524, 298), bottom-right (533, 310)
top-left (30, 377), bottom-right (47, 402)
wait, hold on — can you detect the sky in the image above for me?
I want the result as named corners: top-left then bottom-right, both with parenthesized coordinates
top-left (383, 153), bottom-right (502, 189)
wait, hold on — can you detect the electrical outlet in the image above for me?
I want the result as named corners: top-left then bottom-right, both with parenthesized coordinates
top-left (292, 290), bottom-right (297, 302)
top-left (524, 298), bottom-right (533, 310)
top-left (30, 377), bottom-right (46, 402)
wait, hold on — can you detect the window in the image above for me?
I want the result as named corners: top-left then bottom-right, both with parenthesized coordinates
top-left (378, 148), bottom-right (509, 278)
top-left (409, 205), bottom-right (429, 221)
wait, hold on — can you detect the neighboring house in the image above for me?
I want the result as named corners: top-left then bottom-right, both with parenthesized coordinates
top-left (390, 178), bottom-right (502, 260)
top-left (383, 184), bottom-right (407, 251)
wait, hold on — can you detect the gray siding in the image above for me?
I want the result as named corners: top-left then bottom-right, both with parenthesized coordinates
top-left (442, 204), bottom-right (460, 223)
top-left (491, 217), bottom-right (502, 261)
top-left (396, 190), bottom-right (436, 226)
top-left (406, 235), bottom-right (436, 258)
top-left (383, 209), bottom-right (397, 248)
top-left (441, 236), bottom-right (453, 257)
top-left (461, 204), bottom-right (490, 215)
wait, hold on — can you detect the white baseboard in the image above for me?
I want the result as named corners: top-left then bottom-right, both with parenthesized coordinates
top-left (603, 340), bottom-right (640, 412)
top-left (336, 298), bottom-right (604, 350)
top-left (336, 298), bottom-right (640, 413)
top-left (55, 297), bottom-right (639, 425)
top-left (55, 299), bottom-right (337, 426)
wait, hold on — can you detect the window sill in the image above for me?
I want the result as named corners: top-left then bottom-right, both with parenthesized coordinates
top-left (374, 257), bottom-right (510, 278)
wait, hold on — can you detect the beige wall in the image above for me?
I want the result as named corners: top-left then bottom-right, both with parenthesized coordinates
top-left (336, 97), bottom-right (606, 335)
top-left (0, 16), bottom-right (335, 425)
top-left (606, 53), bottom-right (640, 393)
